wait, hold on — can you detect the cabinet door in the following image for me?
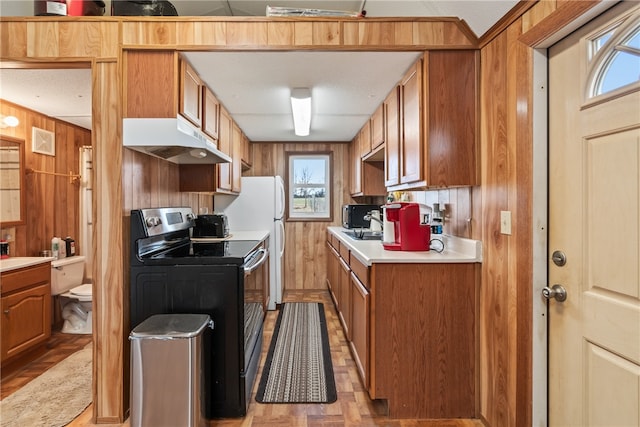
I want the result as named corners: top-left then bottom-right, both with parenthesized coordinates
top-left (338, 256), bottom-right (351, 340)
top-left (1, 283), bottom-right (51, 362)
top-left (231, 122), bottom-right (243, 193)
top-left (350, 134), bottom-right (362, 196)
top-left (371, 104), bottom-right (385, 150)
top-left (179, 60), bottom-right (202, 127)
top-left (384, 86), bottom-right (400, 187)
top-left (241, 133), bottom-right (252, 168)
top-left (359, 120), bottom-right (371, 158)
top-left (350, 271), bottom-right (370, 388)
top-left (327, 242), bottom-right (340, 309)
top-left (125, 50), bottom-right (177, 118)
top-left (202, 86), bottom-right (220, 141)
top-left (217, 108), bottom-right (233, 192)
top-left (400, 59), bottom-right (423, 184)
top-left (426, 50), bottom-right (478, 186)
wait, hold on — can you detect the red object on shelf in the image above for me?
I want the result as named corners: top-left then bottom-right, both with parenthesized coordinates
top-left (382, 202), bottom-right (430, 251)
top-left (67, 0), bottom-right (106, 16)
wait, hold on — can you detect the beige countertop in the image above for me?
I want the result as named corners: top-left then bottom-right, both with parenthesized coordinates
top-left (328, 226), bottom-right (482, 266)
top-left (0, 257), bottom-right (55, 273)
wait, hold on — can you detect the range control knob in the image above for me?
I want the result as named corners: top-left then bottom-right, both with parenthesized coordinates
top-left (145, 216), bottom-right (161, 227)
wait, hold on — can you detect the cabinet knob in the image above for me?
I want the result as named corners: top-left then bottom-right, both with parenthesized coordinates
top-left (3, 309), bottom-right (9, 315)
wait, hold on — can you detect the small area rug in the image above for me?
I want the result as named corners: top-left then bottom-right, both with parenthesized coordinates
top-left (0, 347), bottom-right (92, 427)
top-left (256, 302), bottom-right (337, 404)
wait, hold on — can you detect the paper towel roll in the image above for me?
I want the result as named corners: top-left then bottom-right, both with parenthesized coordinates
top-left (370, 210), bottom-right (382, 232)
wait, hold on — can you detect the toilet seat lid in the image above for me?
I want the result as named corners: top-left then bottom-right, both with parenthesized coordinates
top-left (71, 284), bottom-right (92, 296)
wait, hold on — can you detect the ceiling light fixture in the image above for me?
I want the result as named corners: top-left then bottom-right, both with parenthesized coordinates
top-left (0, 115), bottom-right (20, 128)
top-left (290, 88), bottom-right (311, 137)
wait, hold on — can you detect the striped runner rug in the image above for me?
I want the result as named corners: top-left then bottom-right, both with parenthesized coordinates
top-left (256, 302), bottom-right (337, 403)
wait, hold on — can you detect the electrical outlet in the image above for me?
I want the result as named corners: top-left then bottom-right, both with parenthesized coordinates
top-left (500, 211), bottom-right (512, 235)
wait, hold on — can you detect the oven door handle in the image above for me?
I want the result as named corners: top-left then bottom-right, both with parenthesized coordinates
top-left (243, 248), bottom-right (269, 275)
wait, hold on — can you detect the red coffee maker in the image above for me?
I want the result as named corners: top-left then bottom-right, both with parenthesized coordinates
top-left (382, 202), bottom-right (430, 251)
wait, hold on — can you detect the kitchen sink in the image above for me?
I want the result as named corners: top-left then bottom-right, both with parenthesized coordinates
top-left (342, 230), bottom-right (383, 241)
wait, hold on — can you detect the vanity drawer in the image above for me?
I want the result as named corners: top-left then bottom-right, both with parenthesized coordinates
top-left (1, 263), bottom-right (50, 294)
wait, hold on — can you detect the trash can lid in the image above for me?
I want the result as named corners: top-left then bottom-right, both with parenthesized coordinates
top-left (130, 314), bottom-right (212, 339)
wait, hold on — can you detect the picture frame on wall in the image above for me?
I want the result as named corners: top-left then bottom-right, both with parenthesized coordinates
top-left (32, 127), bottom-right (55, 156)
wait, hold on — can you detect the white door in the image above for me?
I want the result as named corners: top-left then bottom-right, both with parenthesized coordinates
top-left (548, 3), bottom-right (640, 426)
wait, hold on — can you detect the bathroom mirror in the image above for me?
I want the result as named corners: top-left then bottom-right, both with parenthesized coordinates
top-left (0, 136), bottom-right (25, 226)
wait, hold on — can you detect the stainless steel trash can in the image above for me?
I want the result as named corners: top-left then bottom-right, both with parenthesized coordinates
top-left (129, 314), bottom-right (213, 427)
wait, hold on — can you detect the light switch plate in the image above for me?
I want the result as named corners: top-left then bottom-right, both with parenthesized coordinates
top-left (500, 211), bottom-right (512, 235)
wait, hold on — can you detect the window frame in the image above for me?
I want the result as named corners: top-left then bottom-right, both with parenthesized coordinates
top-left (584, 9), bottom-right (640, 106)
top-left (285, 151), bottom-right (333, 222)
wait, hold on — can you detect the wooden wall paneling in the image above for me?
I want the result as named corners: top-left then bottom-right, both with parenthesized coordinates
top-left (175, 21), bottom-right (227, 46)
top-left (480, 28), bottom-right (512, 427)
top-left (0, 22), bottom-right (27, 58)
top-left (293, 22), bottom-right (314, 45)
top-left (510, 21), bottom-right (534, 427)
top-left (521, 0), bottom-right (558, 33)
top-left (267, 22), bottom-right (295, 45)
top-left (478, 14), bottom-right (534, 427)
top-left (92, 60), bottom-right (124, 423)
top-left (57, 22), bottom-right (120, 58)
top-left (312, 21), bottom-right (341, 45)
top-left (227, 22), bottom-right (268, 46)
top-left (518, 0), bottom-right (601, 46)
top-left (356, 22), bottom-right (397, 46)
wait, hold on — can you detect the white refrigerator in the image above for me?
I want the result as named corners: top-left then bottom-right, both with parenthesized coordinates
top-left (215, 176), bottom-right (285, 310)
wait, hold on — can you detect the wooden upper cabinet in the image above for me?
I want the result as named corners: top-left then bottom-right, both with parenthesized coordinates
top-left (202, 86), bottom-right (220, 141)
top-left (231, 122), bottom-right (243, 193)
top-left (125, 50), bottom-right (178, 118)
top-left (179, 59), bottom-right (202, 127)
top-left (399, 59), bottom-right (423, 184)
top-left (241, 133), bottom-right (252, 170)
top-left (217, 107), bottom-right (233, 192)
top-left (350, 134), bottom-right (362, 196)
top-left (359, 120), bottom-right (371, 158)
top-left (386, 50), bottom-right (478, 190)
top-left (384, 86), bottom-right (400, 187)
top-left (370, 103), bottom-right (385, 151)
top-left (425, 50), bottom-right (478, 187)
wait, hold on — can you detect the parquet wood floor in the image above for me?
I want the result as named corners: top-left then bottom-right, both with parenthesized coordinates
top-left (5, 290), bottom-right (484, 427)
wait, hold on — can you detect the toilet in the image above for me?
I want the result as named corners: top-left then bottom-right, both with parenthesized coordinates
top-left (51, 256), bottom-right (92, 334)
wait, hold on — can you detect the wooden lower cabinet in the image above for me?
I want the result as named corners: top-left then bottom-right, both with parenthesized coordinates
top-left (350, 271), bottom-right (370, 389)
top-left (370, 262), bottom-right (477, 418)
top-left (337, 256), bottom-right (351, 340)
top-left (1, 263), bottom-right (52, 364)
top-left (326, 234), bottom-right (477, 419)
top-left (326, 241), bottom-right (339, 307)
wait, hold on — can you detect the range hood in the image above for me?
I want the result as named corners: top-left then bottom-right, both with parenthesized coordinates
top-left (123, 116), bottom-right (232, 164)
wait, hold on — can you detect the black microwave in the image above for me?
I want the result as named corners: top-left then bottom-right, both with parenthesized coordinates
top-left (342, 204), bottom-right (381, 229)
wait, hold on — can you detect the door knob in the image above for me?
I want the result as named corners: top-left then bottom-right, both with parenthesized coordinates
top-left (542, 284), bottom-right (567, 302)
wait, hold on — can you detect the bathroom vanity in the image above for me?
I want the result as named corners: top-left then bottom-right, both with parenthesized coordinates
top-left (0, 257), bottom-right (53, 368)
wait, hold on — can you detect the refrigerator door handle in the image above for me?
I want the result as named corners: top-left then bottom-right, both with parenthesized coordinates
top-left (276, 178), bottom-right (285, 220)
top-left (278, 220), bottom-right (285, 257)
